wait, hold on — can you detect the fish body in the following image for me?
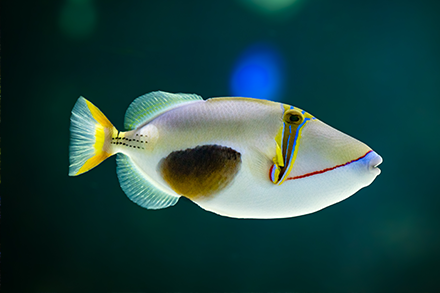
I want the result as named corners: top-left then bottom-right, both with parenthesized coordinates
top-left (69, 91), bottom-right (382, 219)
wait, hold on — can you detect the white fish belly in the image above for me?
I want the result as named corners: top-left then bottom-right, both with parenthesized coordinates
top-left (193, 152), bottom-right (378, 219)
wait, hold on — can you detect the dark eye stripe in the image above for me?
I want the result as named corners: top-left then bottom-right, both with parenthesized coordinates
top-left (279, 119), bottom-right (310, 183)
top-left (270, 106), bottom-right (316, 185)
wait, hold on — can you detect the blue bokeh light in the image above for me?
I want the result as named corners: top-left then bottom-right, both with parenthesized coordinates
top-left (230, 44), bottom-right (283, 101)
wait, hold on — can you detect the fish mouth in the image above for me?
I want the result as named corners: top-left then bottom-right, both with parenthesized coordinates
top-left (368, 151), bottom-right (383, 175)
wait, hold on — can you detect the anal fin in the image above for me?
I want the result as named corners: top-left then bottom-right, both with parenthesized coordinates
top-left (116, 154), bottom-right (179, 209)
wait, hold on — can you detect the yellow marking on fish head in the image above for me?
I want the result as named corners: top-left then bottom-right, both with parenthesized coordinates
top-left (270, 104), bottom-right (315, 184)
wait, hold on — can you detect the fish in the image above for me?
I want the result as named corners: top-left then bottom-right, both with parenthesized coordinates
top-left (69, 91), bottom-right (382, 219)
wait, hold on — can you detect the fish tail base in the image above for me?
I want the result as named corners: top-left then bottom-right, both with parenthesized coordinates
top-left (69, 97), bottom-right (118, 176)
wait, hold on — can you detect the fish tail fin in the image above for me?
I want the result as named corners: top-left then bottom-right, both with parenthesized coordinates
top-left (69, 97), bottom-right (118, 176)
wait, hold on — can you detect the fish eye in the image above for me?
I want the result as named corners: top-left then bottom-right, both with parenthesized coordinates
top-left (284, 109), bottom-right (303, 125)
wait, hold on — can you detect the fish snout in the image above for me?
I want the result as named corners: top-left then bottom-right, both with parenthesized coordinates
top-left (367, 151), bottom-right (383, 175)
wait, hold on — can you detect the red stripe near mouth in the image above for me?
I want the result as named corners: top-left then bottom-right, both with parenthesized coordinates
top-left (285, 150), bottom-right (372, 181)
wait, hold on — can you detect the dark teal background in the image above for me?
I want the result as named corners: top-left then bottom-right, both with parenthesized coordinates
top-left (4, 0), bottom-right (440, 292)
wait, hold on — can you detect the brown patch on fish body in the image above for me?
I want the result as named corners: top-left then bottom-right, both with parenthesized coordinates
top-left (158, 145), bottom-right (242, 200)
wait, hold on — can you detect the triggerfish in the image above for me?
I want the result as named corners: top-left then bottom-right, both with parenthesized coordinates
top-left (69, 91), bottom-right (382, 219)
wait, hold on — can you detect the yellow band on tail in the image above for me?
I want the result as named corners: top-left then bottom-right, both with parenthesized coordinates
top-left (69, 97), bottom-right (118, 176)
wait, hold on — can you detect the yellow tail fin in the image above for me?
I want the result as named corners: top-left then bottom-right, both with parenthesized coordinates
top-left (69, 97), bottom-right (118, 176)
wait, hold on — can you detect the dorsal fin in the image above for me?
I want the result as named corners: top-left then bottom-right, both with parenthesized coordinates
top-left (124, 91), bottom-right (203, 130)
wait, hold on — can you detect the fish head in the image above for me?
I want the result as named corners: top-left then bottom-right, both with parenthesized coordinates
top-left (270, 103), bottom-right (382, 208)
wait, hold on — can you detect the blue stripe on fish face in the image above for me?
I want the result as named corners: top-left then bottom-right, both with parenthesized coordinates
top-left (270, 165), bottom-right (277, 182)
top-left (270, 105), bottom-right (316, 185)
top-left (284, 124), bottom-right (291, 164)
top-left (278, 117), bottom-right (311, 184)
top-left (281, 122), bottom-right (286, 162)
